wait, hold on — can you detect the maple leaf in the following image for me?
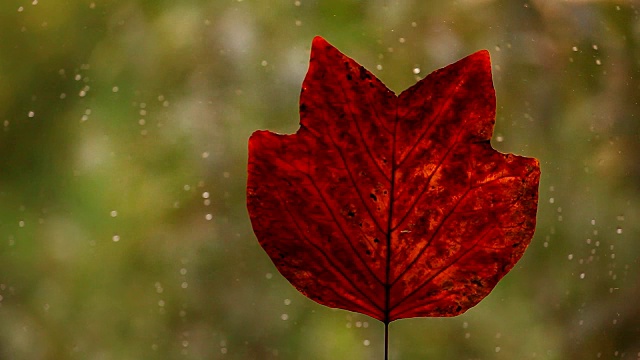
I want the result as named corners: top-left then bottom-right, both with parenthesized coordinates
top-left (247, 37), bottom-right (539, 328)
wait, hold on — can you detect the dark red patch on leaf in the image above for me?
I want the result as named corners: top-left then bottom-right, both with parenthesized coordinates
top-left (247, 36), bottom-right (540, 323)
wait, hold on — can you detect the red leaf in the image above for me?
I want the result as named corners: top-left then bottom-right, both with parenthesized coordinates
top-left (247, 37), bottom-right (540, 323)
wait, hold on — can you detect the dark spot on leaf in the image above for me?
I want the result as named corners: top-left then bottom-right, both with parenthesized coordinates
top-left (370, 193), bottom-right (377, 202)
top-left (347, 210), bottom-right (355, 217)
top-left (359, 66), bottom-right (371, 80)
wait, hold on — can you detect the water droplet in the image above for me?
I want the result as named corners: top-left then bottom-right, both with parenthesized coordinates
top-left (280, 313), bottom-right (289, 320)
top-left (579, 273), bottom-right (585, 279)
top-left (567, 254), bottom-right (573, 260)
top-left (112, 235), bottom-right (120, 242)
top-left (284, 299), bottom-right (291, 305)
top-left (110, 210), bottom-right (118, 217)
top-left (363, 339), bottom-right (370, 346)
top-left (412, 67), bottom-right (420, 75)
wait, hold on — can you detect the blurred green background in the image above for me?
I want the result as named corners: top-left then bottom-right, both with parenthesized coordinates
top-left (0, 0), bottom-right (638, 359)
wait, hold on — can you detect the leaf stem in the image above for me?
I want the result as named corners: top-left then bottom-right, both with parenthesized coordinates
top-left (384, 321), bottom-right (389, 360)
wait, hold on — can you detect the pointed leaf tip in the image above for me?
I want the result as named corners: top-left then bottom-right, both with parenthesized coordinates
top-left (311, 36), bottom-right (330, 49)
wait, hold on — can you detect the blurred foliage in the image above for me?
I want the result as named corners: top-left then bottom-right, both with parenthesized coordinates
top-left (0, 0), bottom-right (638, 359)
